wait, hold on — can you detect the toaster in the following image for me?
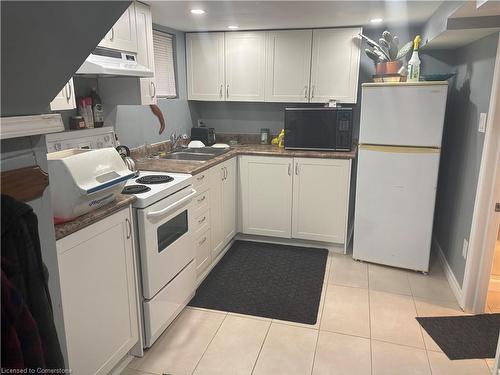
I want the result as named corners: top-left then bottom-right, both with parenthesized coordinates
top-left (191, 127), bottom-right (216, 146)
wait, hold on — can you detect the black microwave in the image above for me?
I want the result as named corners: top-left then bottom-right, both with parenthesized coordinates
top-left (284, 107), bottom-right (353, 151)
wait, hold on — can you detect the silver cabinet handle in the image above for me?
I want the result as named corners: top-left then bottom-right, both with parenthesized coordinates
top-left (225, 167), bottom-right (228, 180)
top-left (125, 218), bottom-right (132, 239)
top-left (221, 167), bottom-right (225, 181)
top-left (197, 195), bottom-right (206, 203)
top-left (288, 163), bottom-right (291, 176)
top-left (198, 216), bottom-right (207, 224)
top-left (304, 86), bottom-right (308, 99)
top-left (197, 174), bottom-right (205, 181)
top-left (151, 81), bottom-right (156, 98)
top-left (199, 236), bottom-right (207, 246)
top-left (226, 85), bottom-right (229, 98)
top-left (219, 84), bottom-right (223, 99)
top-left (295, 163), bottom-right (299, 175)
top-left (110, 27), bottom-right (115, 41)
top-left (67, 81), bottom-right (72, 101)
top-left (311, 85), bottom-right (315, 99)
top-left (64, 84), bottom-right (69, 102)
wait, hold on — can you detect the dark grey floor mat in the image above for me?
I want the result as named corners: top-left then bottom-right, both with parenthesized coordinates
top-left (189, 240), bottom-right (328, 325)
top-left (416, 314), bottom-right (500, 359)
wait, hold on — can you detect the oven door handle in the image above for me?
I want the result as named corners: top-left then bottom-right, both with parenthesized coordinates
top-left (146, 189), bottom-right (197, 219)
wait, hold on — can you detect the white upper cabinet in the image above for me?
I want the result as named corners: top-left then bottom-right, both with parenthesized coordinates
top-left (292, 158), bottom-right (351, 243)
top-left (99, 3), bottom-right (138, 53)
top-left (50, 78), bottom-right (76, 111)
top-left (265, 30), bottom-right (312, 103)
top-left (225, 31), bottom-right (267, 102)
top-left (135, 1), bottom-right (156, 104)
top-left (310, 27), bottom-right (361, 103)
top-left (186, 32), bottom-right (225, 101)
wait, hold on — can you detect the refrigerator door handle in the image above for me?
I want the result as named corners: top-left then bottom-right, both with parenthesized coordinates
top-left (358, 144), bottom-right (440, 154)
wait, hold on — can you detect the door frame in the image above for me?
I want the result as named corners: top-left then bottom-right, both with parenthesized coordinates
top-left (462, 34), bottom-right (500, 313)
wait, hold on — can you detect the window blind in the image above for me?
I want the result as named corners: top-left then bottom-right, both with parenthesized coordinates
top-left (153, 31), bottom-right (177, 98)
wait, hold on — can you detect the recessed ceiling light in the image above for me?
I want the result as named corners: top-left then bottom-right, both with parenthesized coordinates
top-left (370, 18), bottom-right (383, 23)
top-left (227, 25), bottom-right (239, 29)
top-left (190, 9), bottom-right (205, 15)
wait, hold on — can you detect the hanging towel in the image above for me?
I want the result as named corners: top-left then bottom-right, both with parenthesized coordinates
top-left (1, 194), bottom-right (64, 370)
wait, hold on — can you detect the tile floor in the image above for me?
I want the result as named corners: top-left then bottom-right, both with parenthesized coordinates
top-left (124, 251), bottom-right (494, 375)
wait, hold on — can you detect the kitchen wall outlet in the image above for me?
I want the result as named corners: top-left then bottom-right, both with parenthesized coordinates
top-left (478, 112), bottom-right (487, 133)
top-left (197, 119), bottom-right (205, 127)
top-left (462, 238), bottom-right (469, 259)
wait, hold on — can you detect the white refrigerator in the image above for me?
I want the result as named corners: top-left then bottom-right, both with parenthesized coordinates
top-left (353, 82), bottom-right (448, 272)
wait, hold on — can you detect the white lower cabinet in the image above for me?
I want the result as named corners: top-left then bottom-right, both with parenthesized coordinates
top-left (239, 155), bottom-right (351, 244)
top-left (239, 156), bottom-right (293, 237)
top-left (292, 158), bottom-right (351, 243)
top-left (209, 158), bottom-right (237, 259)
top-left (56, 208), bottom-right (138, 375)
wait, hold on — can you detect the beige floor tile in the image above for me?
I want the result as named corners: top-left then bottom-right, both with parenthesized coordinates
top-left (371, 340), bottom-right (430, 375)
top-left (330, 253), bottom-right (368, 289)
top-left (321, 285), bottom-right (370, 338)
top-left (427, 351), bottom-right (492, 375)
top-left (312, 331), bottom-right (371, 375)
top-left (129, 309), bottom-right (226, 375)
top-left (369, 290), bottom-right (424, 348)
top-left (408, 271), bottom-right (457, 302)
top-left (486, 358), bottom-right (495, 373)
top-left (273, 254), bottom-right (332, 330)
top-left (252, 323), bottom-right (317, 375)
top-left (193, 315), bottom-right (270, 375)
top-left (487, 291), bottom-right (500, 313)
top-left (368, 264), bottom-right (412, 295)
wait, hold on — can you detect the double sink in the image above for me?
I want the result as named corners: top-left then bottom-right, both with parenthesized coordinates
top-left (155, 147), bottom-right (231, 162)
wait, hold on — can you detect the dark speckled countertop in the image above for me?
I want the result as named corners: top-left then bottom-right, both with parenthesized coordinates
top-left (136, 144), bottom-right (357, 175)
top-left (54, 194), bottom-right (136, 241)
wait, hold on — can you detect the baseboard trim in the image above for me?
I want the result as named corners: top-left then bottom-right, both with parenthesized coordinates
top-left (489, 277), bottom-right (500, 292)
top-left (433, 237), bottom-right (465, 308)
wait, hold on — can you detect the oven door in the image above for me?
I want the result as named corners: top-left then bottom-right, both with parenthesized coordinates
top-left (136, 186), bottom-right (197, 299)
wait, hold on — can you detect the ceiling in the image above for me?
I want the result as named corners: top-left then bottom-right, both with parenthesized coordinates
top-left (148, 1), bottom-right (446, 32)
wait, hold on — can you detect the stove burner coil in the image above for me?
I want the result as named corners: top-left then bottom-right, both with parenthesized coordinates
top-left (136, 175), bottom-right (174, 184)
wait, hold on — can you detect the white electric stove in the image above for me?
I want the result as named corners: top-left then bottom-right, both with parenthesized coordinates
top-left (122, 170), bottom-right (197, 348)
top-left (122, 170), bottom-right (193, 208)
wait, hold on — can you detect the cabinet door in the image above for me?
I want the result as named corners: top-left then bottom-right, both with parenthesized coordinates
top-left (222, 158), bottom-right (237, 245)
top-left (225, 31), bottom-right (267, 102)
top-left (186, 32), bottom-right (225, 101)
top-left (310, 28), bottom-right (361, 104)
top-left (57, 209), bottom-right (138, 375)
top-left (135, 1), bottom-right (156, 105)
top-left (239, 156), bottom-right (293, 238)
top-left (265, 30), bottom-right (312, 103)
top-left (292, 158), bottom-right (350, 243)
top-left (99, 3), bottom-right (137, 53)
top-left (50, 78), bottom-right (76, 111)
top-left (209, 164), bottom-right (225, 258)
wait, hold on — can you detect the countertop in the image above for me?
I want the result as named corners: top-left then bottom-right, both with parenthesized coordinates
top-left (54, 194), bottom-right (136, 241)
top-left (136, 144), bottom-right (357, 175)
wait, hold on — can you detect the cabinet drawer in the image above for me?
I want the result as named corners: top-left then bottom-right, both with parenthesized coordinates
top-left (195, 229), bottom-right (211, 275)
top-left (193, 190), bottom-right (210, 214)
top-left (193, 171), bottom-right (209, 191)
top-left (194, 209), bottom-right (210, 236)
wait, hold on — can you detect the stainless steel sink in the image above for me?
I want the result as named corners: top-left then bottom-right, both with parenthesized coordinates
top-left (159, 147), bottom-right (230, 162)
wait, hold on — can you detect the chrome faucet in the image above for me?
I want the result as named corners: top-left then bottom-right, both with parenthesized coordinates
top-left (170, 131), bottom-right (182, 150)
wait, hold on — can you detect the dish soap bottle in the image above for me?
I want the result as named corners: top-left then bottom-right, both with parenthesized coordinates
top-left (278, 129), bottom-right (285, 148)
top-left (407, 35), bottom-right (421, 82)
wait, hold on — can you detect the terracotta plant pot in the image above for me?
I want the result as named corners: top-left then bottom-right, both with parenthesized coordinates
top-left (375, 61), bottom-right (402, 75)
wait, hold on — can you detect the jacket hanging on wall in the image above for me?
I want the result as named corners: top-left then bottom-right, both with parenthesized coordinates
top-left (1, 194), bottom-right (64, 370)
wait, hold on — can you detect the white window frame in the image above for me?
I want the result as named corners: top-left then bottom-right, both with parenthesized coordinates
top-left (153, 30), bottom-right (178, 99)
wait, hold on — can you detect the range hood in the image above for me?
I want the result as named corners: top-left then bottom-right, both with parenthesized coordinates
top-left (76, 47), bottom-right (153, 77)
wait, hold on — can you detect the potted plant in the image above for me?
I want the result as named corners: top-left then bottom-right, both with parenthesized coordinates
top-left (360, 31), bottom-right (413, 77)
